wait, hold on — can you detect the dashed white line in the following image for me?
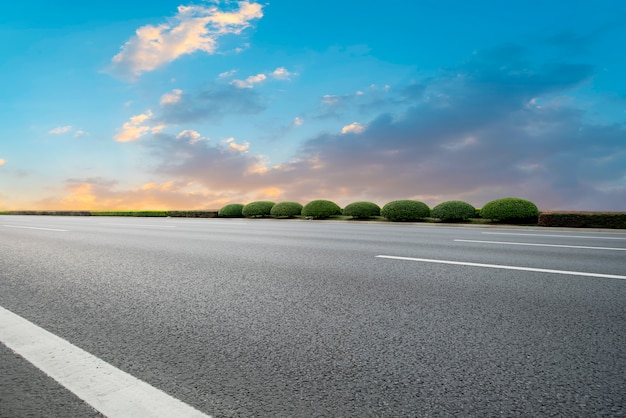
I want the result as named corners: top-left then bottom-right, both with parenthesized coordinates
top-left (455, 239), bottom-right (626, 251)
top-left (0, 306), bottom-right (211, 418)
top-left (376, 255), bottom-right (626, 280)
top-left (482, 232), bottom-right (626, 240)
top-left (3, 225), bottom-right (68, 232)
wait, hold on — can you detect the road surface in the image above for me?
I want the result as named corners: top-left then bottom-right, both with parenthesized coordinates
top-left (1, 215), bottom-right (625, 416)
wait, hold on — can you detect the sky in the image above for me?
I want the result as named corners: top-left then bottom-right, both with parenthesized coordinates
top-left (1, 1), bottom-right (625, 211)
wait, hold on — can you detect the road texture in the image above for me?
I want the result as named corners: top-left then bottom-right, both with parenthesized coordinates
top-left (1, 215), bottom-right (625, 417)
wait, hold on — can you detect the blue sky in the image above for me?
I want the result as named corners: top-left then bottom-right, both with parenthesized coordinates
top-left (1, 1), bottom-right (625, 210)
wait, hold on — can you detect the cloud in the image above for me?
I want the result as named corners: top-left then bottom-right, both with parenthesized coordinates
top-left (341, 122), bottom-right (365, 134)
top-left (147, 130), bottom-right (270, 190)
top-left (224, 137), bottom-right (250, 151)
top-left (115, 110), bottom-right (154, 142)
top-left (230, 67), bottom-right (296, 88)
top-left (157, 83), bottom-right (265, 124)
top-left (219, 69), bottom-right (237, 78)
top-left (231, 73), bottom-right (267, 88)
top-left (34, 177), bottom-right (217, 210)
top-left (266, 46), bottom-right (623, 210)
top-left (108, 1), bottom-right (263, 79)
top-left (271, 67), bottom-right (296, 80)
top-left (49, 125), bottom-right (73, 135)
top-left (160, 89), bottom-right (183, 105)
top-left (50, 44), bottom-right (622, 211)
top-left (0, 159), bottom-right (5, 166)
top-left (176, 129), bottom-right (202, 144)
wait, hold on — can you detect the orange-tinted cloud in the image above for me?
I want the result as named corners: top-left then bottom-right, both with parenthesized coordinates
top-left (108, 2), bottom-right (263, 79)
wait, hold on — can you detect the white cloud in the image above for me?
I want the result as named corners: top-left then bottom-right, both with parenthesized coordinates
top-left (293, 117), bottom-right (303, 126)
top-left (230, 67), bottom-right (295, 88)
top-left (160, 89), bottom-right (183, 105)
top-left (231, 73), bottom-right (267, 88)
top-left (74, 129), bottom-right (88, 138)
top-left (341, 122), bottom-right (366, 134)
top-left (115, 110), bottom-right (154, 142)
top-left (224, 137), bottom-right (250, 151)
top-left (49, 125), bottom-right (73, 135)
top-left (219, 69), bottom-right (237, 78)
top-left (271, 67), bottom-right (296, 80)
top-left (176, 129), bottom-right (202, 144)
top-left (322, 94), bottom-right (340, 105)
top-left (109, 2), bottom-right (263, 79)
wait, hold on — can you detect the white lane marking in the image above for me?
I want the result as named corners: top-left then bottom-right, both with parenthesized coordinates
top-left (0, 306), bottom-right (211, 418)
top-left (375, 255), bottom-right (626, 280)
top-left (100, 223), bottom-right (176, 228)
top-left (455, 239), bottom-right (626, 251)
top-left (3, 225), bottom-right (68, 232)
top-left (482, 232), bottom-right (626, 240)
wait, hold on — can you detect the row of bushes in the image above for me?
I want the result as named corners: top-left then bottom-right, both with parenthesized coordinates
top-left (219, 198), bottom-right (540, 223)
top-left (538, 212), bottom-right (626, 229)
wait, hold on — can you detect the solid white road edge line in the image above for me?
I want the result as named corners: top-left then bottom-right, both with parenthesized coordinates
top-left (375, 255), bottom-right (626, 280)
top-left (454, 239), bottom-right (626, 251)
top-left (482, 232), bottom-right (626, 240)
top-left (0, 306), bottom-right (210, 418)
top-left (3, 225), bottom-right (68, 232)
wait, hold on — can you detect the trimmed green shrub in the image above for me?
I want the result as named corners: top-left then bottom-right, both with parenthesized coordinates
top-left (301, 200), bottom-right (342, 219)
top-left (480, 197), bottom-right (539, 222)
top-left (270, 202), bottom-right (303, 218)
top-left (343, 201), bottom-right (381, 219)
top-left (242, 201), bottom-right (275, 217)
top-left (381, 200), bottom-right (430, 221)
top-left (218, 203), bottom-right (245, 218)
top-left (431, 200), bottom-right (476, 222)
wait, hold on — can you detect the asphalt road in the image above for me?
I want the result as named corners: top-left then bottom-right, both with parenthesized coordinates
top-left (1, 215), bottom-right (625, 417)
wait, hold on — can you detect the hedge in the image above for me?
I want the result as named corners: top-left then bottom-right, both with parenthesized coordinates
top-left (166, 211), bottom-right (218, 218)
top-left (301, 200), bottom-right (342, 219)
top-left (6, 210), bottom-right (93, 216)
top-left (91, 211), bottom-right (168, 217)
top-left (218, 203), bottom-right (245, 218)
top-left (431, 200), bottom-right (476, 222)
top-left (242, 201), bottom-right (275, 217)
top-left (538, 212), bottom-right (626, 229)
top-left (343, 201), bottom-right (381, 219)
top-left (270, 202), bottom-right (303, 218)
top-left (480, 198), bottom-right (539, 223)
top-left (381, 200), bottom-right (430, 221)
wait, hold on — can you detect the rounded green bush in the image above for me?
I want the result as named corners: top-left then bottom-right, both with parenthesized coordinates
top-left (381, 200), bottom-right (430, 221)
top-left (480, 197), bottom-right (539, 222)
top-left (431, 200), bottom-right (476, 222)
top-left (270, 201), bottom-right (303, 218)
top-left (242, 201), bottom-right (275, 217)
top-left (218, 203), bottom-right (244, 218)
top-left (343, 201), bottom-right (381, 219)
top-left (301, 200), bottom-right (342, 219)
